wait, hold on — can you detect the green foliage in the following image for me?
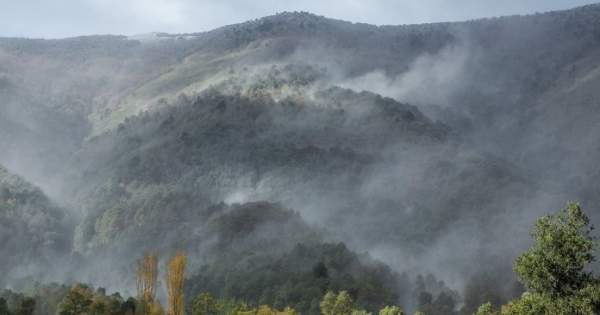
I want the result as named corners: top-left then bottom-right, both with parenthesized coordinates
top-left (514, 202), bottom-right (595, 297)
top-left (319, 292), bottom-right (407, 315)
top-left (0, 298), bottom-right (10, 315)
top-left (188, 292), bottom-right (302, 315)
top-left (186, 242), bottom-right (401, 315)
top-left (58, 284), bottom-right (94, 315)
top-left (460, 271), bottom-right (518, 315)
top-left (417, 291), bottom-right (456, 315)
top-left (320, 291), bottom-right (371, 315)
top-left (475, 202), bottom-right (600, 315)
top-left (499, 290), bottom-right (600, 315)
top-left (378, 305), bottom-right (404, 315)
top-left (191, 293), bottom-right (221, 315)
top-left (15, 298), bottom-right (34, 315)
top-left (56, 283), bottom-right (135, 315)
top-left (412, 276), bottom-right (459, 315)
top-left (473, 303), bottom-right (497, 315)
top-left (0, 166), bottom-right (70, 278)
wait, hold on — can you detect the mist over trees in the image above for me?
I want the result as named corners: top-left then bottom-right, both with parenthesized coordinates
top-left (1, 203), bottom-right (597, 314)
top-left (2, 2), bottom-right (600, 315)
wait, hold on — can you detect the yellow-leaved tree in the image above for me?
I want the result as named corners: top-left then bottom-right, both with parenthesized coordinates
top-left (166, 251), bottom-right (187, 315)
top-left (137, 252), bottom-right (160, 315)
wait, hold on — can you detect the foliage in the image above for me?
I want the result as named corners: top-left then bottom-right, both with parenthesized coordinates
top-left (58, 284), bottom-right (94, 315)
top-left (320, 291), bottom-right (404, 315)
top-left (189, 292), bottom-right (300, 315)
top-left (191, 293), bottom-right (221, 315)
top-left (0, 298), bottom-right (9, 315)
top-left (473, 303), bottom-right (497, 315)
top-left (0, 166), bottom-right (70, 279)
top-left (514, 202), bottom-right (595, 297)
top-left (15, 298), bottom-right (35, 315)
top-left (137, 251), bottom-right (159, 315)
top-left (378, 306), bottom-right (404, 315)
top-left (320, 291), bottom-right (356, 315)
top-left (166, 252), bottom-right (187, 315)
top-left (474, 202), bottom-right (600, 315)
top-left (55, 283), bottom-right (138, 315)
top-left (186, 242), bottom-right (402, 315)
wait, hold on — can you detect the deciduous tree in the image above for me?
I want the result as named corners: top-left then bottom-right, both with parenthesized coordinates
top-left (166, 251), bottom-right (187, 315)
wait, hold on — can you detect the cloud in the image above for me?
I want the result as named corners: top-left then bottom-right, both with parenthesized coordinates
top-left (0, 0), bottom-right (598, 38)
top-left (339, 44), bottom-right (471, 106)
top-left (87, 0), bottom-right (186, 27)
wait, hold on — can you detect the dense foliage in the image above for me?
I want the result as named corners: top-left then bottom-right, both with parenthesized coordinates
top-left (185, 242), bottom-right (402, 315)
top-left (475, 203), bottom-right (600, 315)
top-left (0, 166), bottom-right (70, 284)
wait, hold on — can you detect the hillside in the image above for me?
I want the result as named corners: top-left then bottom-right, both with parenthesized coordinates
top-left (0, 166), bottom-right (70, 285)
top-left (1, 3), bottom-right (600, 315)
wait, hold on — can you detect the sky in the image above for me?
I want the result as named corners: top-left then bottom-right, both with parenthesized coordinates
top-left (0, 0), bottom-right (598, 39)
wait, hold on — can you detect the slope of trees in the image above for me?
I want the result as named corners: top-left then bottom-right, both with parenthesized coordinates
top-left (185, 242), bottom-right (404, 315)
top-left (0, 166), bottom-right (71, 284)
top-left (0, 202), bottom-right (597, 314)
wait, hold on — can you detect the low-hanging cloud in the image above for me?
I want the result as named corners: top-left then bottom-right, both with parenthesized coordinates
top-left (339, 44), bottom-right (472, 107)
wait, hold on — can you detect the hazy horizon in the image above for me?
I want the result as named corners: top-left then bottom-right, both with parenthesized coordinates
top-left (0, 0), bottom-right (598, 39)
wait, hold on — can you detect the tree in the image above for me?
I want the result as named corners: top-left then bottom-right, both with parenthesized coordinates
top-left (431, 292), bottom-right (455, 315)
top-left (320, 291), bottom-right (369, 315)
top-left (478, 202), bottom-right (600, 315)
top-left (320, 291), bottom-right (336, 315)
top-left (473, 303), bottom-right (497, 315)
top-left (281, 307), bottom-right (300, 315)
top-left (90, 298), bottom-right (107, 315)
top-left (0, 298), bottom-right (10, 315)
top-left (15, 298), bottom-right (35, 315)
top-left (514, 202), bottom-right (595, 297)
top-left (378, 306), bottom-right (403, 315)
top-left (148, 301), bottom-right (165, 315)
top-left (122, 297), bottom-right (137, 315)
top-left (191, 293), bottom-right (220, 315)
top-left (166, 251), bottom-right (187, 315)
top-left (137, 252), bottom-right (159, 302)
top-left (462, 273), bottom-right (504, 314)
top-left (312, 262), bottom-right (329, 279)
top-left (415, 292), bottom-right (432, 315)
top-left (137, 252), bottom-right (160, 315)
top-left (59, 284), bottom-right (94, 315)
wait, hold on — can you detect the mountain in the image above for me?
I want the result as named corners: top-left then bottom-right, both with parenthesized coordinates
top-left (0, 165), bottom-right (71, 285)
top-left (2, 3), bottom-right (600, 313)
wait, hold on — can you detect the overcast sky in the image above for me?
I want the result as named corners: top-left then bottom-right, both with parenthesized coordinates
top-left (0, 0), bottom-right (598, 39)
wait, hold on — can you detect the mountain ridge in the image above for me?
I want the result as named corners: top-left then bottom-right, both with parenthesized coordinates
top-left (2, 4), bottom-right (600, 313)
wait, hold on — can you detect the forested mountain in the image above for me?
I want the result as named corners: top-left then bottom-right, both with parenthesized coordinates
top-left (0, 166), bottom-right (70, 285)
top-left (2, 3), bottom-right (600, 315)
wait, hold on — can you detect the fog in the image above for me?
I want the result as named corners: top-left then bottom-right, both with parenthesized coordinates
top-left (1, 3), bottom-right (600, 313)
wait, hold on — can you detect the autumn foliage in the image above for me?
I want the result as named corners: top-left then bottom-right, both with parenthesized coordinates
top-left (167, 251), bottom-right (187, 315)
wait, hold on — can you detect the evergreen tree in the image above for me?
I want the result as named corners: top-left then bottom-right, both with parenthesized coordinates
top-left (0, 298), bottom-right (10, 315)
top-left (15, 298), bottom-right (35, 315)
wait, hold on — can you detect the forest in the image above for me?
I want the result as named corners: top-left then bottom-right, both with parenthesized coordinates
top-left (1, 203), bottom-right (598, 315)
top-left (3, 3), bottom-right (600, 315)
